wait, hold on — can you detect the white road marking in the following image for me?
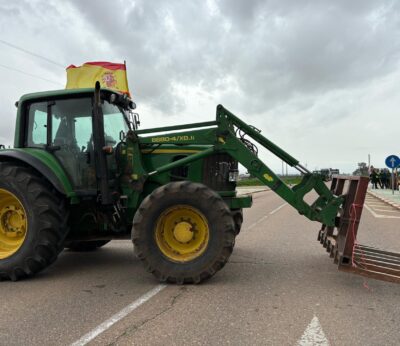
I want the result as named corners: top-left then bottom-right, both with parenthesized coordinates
top-left (247, 215), bottom-right (269, 230)
top-left (246, 203), bottom-right (287, 230)
top-left (269, 203), bottom-right (288, 215)
top-left (365, 204), bottom-right (381, 218)
top-left (374, 208), bottom-right (399, 213)
top-left (297, 316), bottom-right (330, 346)
top-left (364, 204), bottom-right (400, 219)
top-left (70, 285), bottom-right (166, 346)
top-left (366, 203), bottom-right (398, 211)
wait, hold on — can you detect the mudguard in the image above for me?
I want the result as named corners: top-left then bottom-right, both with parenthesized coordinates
top-left (0, 148), bottom-right (74, 197)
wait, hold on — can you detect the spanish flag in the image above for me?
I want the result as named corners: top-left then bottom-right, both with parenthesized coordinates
top-left (66, 61), bottom-right (130, 96)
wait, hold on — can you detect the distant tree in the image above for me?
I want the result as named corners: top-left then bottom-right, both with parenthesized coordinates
top-left (353, 162), bottom-right (369, 176)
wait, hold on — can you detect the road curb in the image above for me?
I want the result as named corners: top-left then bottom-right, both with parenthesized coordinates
top-left (367, 190), bottom-right (400, 210)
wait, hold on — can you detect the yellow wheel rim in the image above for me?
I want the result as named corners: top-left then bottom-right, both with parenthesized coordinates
top-left (155, 205), bottom-right (209, 262)
top-left (0, 189), bottom-right (27, 259)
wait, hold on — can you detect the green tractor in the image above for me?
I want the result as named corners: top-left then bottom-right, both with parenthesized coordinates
top-left (1, 84), bottom-right (397, 284)
top-left (0, 84), bottom-right (248, 283)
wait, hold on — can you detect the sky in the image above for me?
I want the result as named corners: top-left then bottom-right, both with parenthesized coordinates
top-left (0, 0), bottom-right (399, 174)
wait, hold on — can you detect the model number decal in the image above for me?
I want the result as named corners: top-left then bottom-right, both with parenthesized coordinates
top-left (151, 135), bottom-right (195, 143)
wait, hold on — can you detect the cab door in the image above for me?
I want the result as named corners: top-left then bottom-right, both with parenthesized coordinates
top-left (25, 97), bottom-right (97, 191)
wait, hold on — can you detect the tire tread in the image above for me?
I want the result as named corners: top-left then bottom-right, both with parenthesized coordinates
top-left (0, 161), bottom-right (69, 281)
top-left (132, 181), bottom-right (236, 284)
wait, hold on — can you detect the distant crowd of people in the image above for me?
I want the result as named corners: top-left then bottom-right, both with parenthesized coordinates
top-left (369, 166), bottom-right (399, 190)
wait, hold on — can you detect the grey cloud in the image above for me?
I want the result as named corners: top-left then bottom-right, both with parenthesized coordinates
top-left (1, 0), bottom-right (399, 171)
top-left (2, 0), bottom-right (400, 115)
top-left (0, 6), bottom-right (20, 17)
top-left (62, 0), bottom-right (400, 115)
top-left (222, 1), bottom-right (400, 112)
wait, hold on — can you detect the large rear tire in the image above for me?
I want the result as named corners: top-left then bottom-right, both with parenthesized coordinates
top-left (0, 162), bottom-right (68, 281)
top-left (132, 181), bottom-right (236, 284)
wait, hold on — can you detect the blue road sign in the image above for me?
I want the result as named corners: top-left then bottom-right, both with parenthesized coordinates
top-left (385, 155), bottom-right (400, 169)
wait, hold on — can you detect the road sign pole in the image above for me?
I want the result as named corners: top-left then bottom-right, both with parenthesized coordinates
top-left (392, 168), bottom-right (395, 195)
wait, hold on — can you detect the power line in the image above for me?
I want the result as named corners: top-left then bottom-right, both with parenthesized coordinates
top-left (0, 39), bottom-right (65, 68)
top-left (0, 63), bottom-right (63, 86)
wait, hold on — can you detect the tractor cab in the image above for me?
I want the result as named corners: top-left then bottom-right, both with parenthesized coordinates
top-left (17, 88), bottom-right (135, 195)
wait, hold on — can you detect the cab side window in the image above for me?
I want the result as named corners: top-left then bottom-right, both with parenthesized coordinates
top-left (25, 97), bottom-right (96, 189)
top-left (26, 102), bottom-right (47, 147)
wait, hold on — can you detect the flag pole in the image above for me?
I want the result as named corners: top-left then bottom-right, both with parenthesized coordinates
top-left (124, 60), bottom-right (131, 98)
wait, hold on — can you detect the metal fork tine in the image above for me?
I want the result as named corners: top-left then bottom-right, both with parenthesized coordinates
top-left (317, 175), bottom-right (400, 284)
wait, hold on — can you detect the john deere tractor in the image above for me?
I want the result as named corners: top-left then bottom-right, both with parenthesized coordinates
top-left (1, 83), bottom-right (398, 284)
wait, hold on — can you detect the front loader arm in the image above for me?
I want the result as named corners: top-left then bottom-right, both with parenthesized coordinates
top-left (132, 105), bottom-right (343, 227)
top-left (220, 133), bottom-right (342, 226)
top-left (215, 105), bottom-right (343, 227)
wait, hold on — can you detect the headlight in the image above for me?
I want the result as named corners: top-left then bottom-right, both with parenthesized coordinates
top-left (229, 169), bottom-right (239, 182)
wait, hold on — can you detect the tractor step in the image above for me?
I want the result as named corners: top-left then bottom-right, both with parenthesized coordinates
top-left (317, 175), bottom-right (400, 284)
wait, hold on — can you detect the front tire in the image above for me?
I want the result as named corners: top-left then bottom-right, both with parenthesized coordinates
top-left (231, 209), bottom-right (243, 235)
top-left (0, 162), bottom-right (68, 281)
top-left (132, 181), bottom-right (236, 284)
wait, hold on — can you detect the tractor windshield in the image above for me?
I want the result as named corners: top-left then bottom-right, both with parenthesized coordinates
top-left (102, 100), bottom-right (130, 147)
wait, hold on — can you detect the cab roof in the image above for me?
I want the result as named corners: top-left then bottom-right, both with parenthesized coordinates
top-left (18, 88), bottom-right (122, 104)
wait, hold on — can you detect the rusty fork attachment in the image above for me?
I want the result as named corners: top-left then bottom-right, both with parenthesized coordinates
top-left (318, 175), bottom-right (400, 284)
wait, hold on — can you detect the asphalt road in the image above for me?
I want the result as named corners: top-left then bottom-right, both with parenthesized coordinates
top-left (1, 189), bottom-right (400, 346)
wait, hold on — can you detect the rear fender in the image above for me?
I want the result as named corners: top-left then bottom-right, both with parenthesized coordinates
top-left (0, 149), bottom-right (73, 197)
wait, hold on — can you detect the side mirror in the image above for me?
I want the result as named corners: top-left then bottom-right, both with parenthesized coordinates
top-left (127, 110), bottom-right (140, 129)
top-left (134, 113), bottom-right (140, 128)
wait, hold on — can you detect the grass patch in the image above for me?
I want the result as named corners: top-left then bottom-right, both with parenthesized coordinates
top-left (237, 176), bottom-right (302, 186)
